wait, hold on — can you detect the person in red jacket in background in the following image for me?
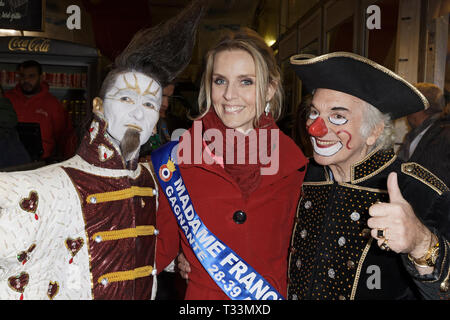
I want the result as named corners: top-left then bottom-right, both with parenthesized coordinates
top-left (5, 60), bottom-right (77, 162)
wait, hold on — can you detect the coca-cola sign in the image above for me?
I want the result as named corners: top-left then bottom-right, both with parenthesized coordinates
top-left (8, 37), bottom-right (50, 52)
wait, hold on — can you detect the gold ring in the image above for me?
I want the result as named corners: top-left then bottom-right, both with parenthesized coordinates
top-left (380, 239), bottom-right (390, 251)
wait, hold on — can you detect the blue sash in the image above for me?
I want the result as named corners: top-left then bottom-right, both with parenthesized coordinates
top-left (152, 141), bottom-right (284, 300)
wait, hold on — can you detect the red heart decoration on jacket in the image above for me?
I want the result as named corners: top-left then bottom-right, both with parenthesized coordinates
top-left (17, 243), bottom-right (36, 265)
top-left (47, 281), bottom-right (59, 300)
top-left (19, 191), bottom-right (39, 213)
top-left (65, 237), bottom-right (84, 263)
top-left (19, 191), bottom-right (39, 220)
top-left (8, 272), bottom-right (29, 294)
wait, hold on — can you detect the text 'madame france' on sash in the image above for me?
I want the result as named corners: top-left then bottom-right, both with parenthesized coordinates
top-left (152, 141), bottom-right (284, 300)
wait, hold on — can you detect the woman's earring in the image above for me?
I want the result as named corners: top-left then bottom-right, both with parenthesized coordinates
top-left (265, 102), bottom-right (271, 116)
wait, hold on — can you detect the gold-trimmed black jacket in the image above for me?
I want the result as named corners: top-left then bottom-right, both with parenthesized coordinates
top-left (288, 147), bottom-right (450, 300)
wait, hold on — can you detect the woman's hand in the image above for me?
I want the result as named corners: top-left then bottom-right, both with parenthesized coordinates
top-left (177, 252), bottom-right (191, 280)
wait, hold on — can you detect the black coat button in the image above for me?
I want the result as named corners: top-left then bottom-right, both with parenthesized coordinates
top-left (233, 210), bottom-right (247, 224)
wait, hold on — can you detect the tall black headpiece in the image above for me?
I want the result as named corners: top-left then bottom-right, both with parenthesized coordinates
top-left (102, 0), bottom-right (209, 91)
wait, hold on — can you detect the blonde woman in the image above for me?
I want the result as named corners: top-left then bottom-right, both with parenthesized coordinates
top-left (155, 28), bottom-right (308, 300)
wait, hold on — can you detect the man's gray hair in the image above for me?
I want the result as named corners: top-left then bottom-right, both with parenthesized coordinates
top-left (361, 101), bottom-right (395, 151)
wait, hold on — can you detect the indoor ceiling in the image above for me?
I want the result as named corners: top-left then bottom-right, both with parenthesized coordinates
top-left (12, 0), bottom-right (267, 88)
top-left (81, 0), bottom-right (264, 83)
top-left (148, 0), bottom-right (261, 25)
top-left (82, 0), bottom-right (262, 60)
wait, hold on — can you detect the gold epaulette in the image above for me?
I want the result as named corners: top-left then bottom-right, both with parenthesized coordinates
top-left (401, 163), bottom-right (449, 195)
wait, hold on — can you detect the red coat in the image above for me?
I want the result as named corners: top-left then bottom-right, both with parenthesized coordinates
top-left (5, 82), bottom-right (76, 159)
top-left (156, 121), bottom-right (307, 299)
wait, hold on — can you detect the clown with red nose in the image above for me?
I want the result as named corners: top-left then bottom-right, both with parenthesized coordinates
top-left (305, 88), bottom-right (378, 182)
top-left (307, 104), bottom-right (346, 157)
top-left (287, 52), bottom-right (450, 300)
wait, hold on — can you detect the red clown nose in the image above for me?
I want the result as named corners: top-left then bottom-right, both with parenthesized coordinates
top-left (308, 117), bottom-right (328, 137)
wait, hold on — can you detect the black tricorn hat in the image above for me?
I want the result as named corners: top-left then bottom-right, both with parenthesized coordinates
top-left (290, 52), bottom-right (429, 119)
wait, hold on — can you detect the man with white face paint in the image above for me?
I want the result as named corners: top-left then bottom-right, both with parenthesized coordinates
top-left (0, 0), bottom-right (206, 299)
top-left (97, 72), bottom-right (162, 164)
top-left (288, 52), bottom-right (450, 300)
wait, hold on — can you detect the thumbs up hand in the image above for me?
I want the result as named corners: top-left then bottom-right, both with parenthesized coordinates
top-left (368, 172), bottom-right (432, 257)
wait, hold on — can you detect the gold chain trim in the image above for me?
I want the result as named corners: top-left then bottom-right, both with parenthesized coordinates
top-left (351, 145), bottom-right (383, 170)
top-left (401, 163), bottom-right (449, 196)
top-left (323, 166), bottom-right (331, 182)
top-left (92, 225), bottom-right (156, 242)
top-left (86, 186), bottom-right (155, 204)
top-left (441, 240), bottom-right (450, 292)
top-left (287, 195), bottom-right (304, 295)
top-left (302, 180), bottom-right (334, 186)
top-left (421, 238), bottom-right (448, 284)
top-left (350, 238), bottom-right (373, 300)
top-left (351, 147), bottom-right (397, 184)
top-left (338, 182), bottom-right (388, 194)
top-left (98, 266), bottom-right (154, 284)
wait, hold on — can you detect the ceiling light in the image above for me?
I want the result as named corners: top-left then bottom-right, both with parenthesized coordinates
top-left (266, 39), bottom-right (276, 47)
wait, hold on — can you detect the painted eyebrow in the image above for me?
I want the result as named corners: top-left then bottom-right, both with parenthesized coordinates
top-left (308, 104), bottom-right (349, 112)
top-left (107, 88), bottom-right (159, 101)
top-left (331, 106), bottom-right (349, 112)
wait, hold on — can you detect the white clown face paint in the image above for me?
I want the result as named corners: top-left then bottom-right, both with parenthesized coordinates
top-left (310, 136), bottom-right (343, 156)
top-left (307, 88), bottom-right (372, 181)
top-left (103, 71), bottom-right (162, 146)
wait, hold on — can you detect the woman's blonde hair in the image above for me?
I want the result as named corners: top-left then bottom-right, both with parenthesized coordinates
top-left (194, 28), bottom-right (283, 128)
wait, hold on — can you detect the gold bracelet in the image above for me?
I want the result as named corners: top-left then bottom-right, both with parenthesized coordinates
top-left (411, 258), bottom-right (433, 268)
top-left (408, 233), bottom-right (439, 267)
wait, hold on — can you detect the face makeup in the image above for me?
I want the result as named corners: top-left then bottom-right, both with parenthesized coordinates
top-left (102, 71), bottom-right (162, 146)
